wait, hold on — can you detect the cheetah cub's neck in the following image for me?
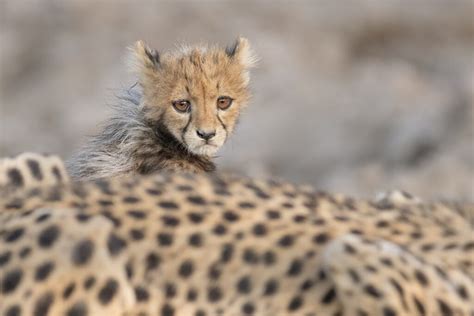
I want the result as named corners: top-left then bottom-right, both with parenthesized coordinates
top-left (67, 37), bottom-right (257, 180)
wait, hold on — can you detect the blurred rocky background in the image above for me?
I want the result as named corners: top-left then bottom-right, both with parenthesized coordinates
top-left (1, 0), bottom-right (473, 201)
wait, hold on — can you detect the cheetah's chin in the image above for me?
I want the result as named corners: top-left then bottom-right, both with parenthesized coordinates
top-left (189, 144), bottom-right (220, 157)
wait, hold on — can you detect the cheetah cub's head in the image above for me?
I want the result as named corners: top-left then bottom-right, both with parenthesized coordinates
top-left (133, 37), bottom-right (257, 157)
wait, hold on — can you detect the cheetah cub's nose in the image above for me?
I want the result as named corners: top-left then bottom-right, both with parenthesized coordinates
top-left (196, 129), bottom-right (216, 140)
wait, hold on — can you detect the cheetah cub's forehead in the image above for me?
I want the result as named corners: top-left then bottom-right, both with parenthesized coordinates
top-left (131, 38), bottom-right (257, 157)
top-left (132, 37), bottom-right (257, 101)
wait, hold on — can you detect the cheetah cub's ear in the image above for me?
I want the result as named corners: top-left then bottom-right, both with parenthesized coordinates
top-left (130, 40), bottom-right (161, 89)
top-left (226, 37), bottom-right (258, 84)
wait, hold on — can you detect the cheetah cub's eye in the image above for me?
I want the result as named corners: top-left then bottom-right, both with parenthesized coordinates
top-left (172, 100), bottom-right (191, 113)
top-left (217, 96), bottom-right (233, 110)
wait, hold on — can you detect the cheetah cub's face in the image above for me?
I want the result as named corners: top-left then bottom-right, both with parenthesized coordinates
top-left (133, 37), bottom-right (257, 157)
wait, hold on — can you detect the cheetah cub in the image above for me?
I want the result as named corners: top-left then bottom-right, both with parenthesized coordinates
top-left (67, 37), bottom-right (256, 180)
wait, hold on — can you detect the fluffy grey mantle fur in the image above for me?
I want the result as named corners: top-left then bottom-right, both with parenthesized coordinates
top-left (66, 87), bottom-right (214, 180)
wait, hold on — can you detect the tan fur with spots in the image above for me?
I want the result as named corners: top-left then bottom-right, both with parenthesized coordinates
top-left (1, 154), bottom-right (473, 316)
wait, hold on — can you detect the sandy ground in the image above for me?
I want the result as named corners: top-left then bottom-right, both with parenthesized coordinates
top-left (1, 0), bottom-right (473, 201)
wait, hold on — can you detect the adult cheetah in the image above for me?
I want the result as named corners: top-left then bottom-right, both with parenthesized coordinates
top-left (1, 153), bottom-right (473, 315)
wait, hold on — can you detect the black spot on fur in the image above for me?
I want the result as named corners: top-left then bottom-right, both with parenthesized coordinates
top-left (208, 286), bottom-right (222, 302)
top-left (188, 233), bottom-right (203, 247)
top-left (38, 225), bottom-right (60, 248)
top-left (195, 310), bottom-right (206, 316)
top-left (159, 201), bottom-right (179, 210)
top-left (293, 215), bottom-right (307, 223)
top-left (252, 223), bottom-right (267, 236)
top-left (300, 279), bottom-right (314, 291)
top-left (463, 241), bottom-right (474, 251)
top-left (157, 233), bottom-right (174, 246)
top-left (179, 260), bottom-right (194, 278)
top-left (242, 302), bottom-right (255, 314)
top-left (35, 261), bottom-right (54, 281)
top-left (162, 215), bottom-right (180, 227)
top-left (237, 276), bottom-right (252, 294)
top-left (72, 239), bottom-right (94, 266)
top-left (380, 257), bottom-right (393, 266)
top-left (344, 243), bottom-right (357, 254)
top-left (208, 263), bottom-right (221, 280)
top-left (456, 285), bottom-right (468, 300)
top-left (389, 278), bottom-right (405, 303)
top-left (413, 296), bottom-right (425, 314)
top-left (98, 278), bottom-right (118, 305)
top-left (239, 202), bottom-right (256, 209)
top-left (364, 284), bottom-right (383, 298)
top-left (146, 188), bottom-right (162, 195)
top-left (382, 306), bottom-right (397, 316)
top-left (288, 296), bottom-right (303, 311)
top-left (129, 229), bottom-right (145, 240)
top-left (4, 227), bottom-right (24, 243)
top-left (243, 248), bottom-right (259, 264)
top-left (437, 299), bottom-right (453, 316)
top-left (7, 168), bottom-right (23, 187)
top-left (98, 200), bottom-right (113, 207)
top-left (414, 270), bottom-right (429, 287)
top-left (107, 233), bottom-right (127, 255)
top-left (376, 220), bottom-right (389, 228)
top-left (127, 210), bottom-right (147, 219)
top-left (84, 276), bottom-right (96, 290)
top-left (187, 288), bottom-right (198, 301)
top-left (321, 287), bottom-right (337, 304)
top-left (63, 282), bottom-right (76, 299)
top-left (75, 213), bottom-right (91, 222)
top-left (36, 213), bottom-right (51, 223)
top-left (93, 180), bottom-right (114, 195)
top-left (266, 210), bottom-right (281, 220)
top-left (188, 212), bottom-right (203, 223)
top-left (66, 302), bottom-right (88, 316)
top-left (348, 269), bottom-right (360, 283)
top-left (278, 234), bottom-right (295, 247)
top-left (313, 218), bottom-right (326, 225)
top-left (177, 184), bottom-right (193, 191)
top-left (165, 282), bottom-right (176, 298)
top-left (2, 269), bottom-right (22, 294)
top-left (135, 286), bottom-right (150, 302)
top-left (223, 211), bottom-right (239, 222)
top-left (263, 279), bottom-right (278, 296)
top-left (263, 251), bottom-right (276, 265)
top-left (313, 233), bottom-right (329, 244)
top-left (52, 166), bottom-right (62, 181)
top-left (125, 262), bottom-right (133, 280)
top-left (421, 243), bottom-right (435, 252)
top-left (161, 304), bottom-right (175, 316)
top-left (213, 224), bottom-right (227, 235)
top-left (146, 252), bottom-right (161, 271)
top-left (5, 305), bottom-right (21, 316)
top-left (101, 210), bottom-right (122, 227)
top-left (0, 251), bottom-right (11, 266)
top-left (245, 183), bottom-right (271, 199)
top-left (27, 159), bottom-right (43, 180)
top-left (123, 196), bottom-right (140, 204)
top-left (33, 292), bottom-right (54, 316)
top-left (220, 243), bottom-right (234, 262)
top-left (187, 195), bottom-right (207, 205)
top-left (287, 259), bottom-right (303, 276)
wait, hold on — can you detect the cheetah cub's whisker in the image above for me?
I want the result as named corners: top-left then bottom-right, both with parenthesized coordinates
top-left (67, 37), bottom-right (257, 180)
